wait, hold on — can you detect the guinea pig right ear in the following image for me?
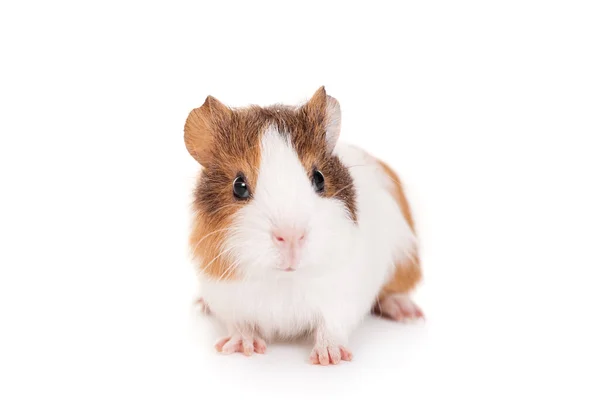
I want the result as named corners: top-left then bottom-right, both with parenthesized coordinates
top-left (184, 96), bottom-right (232, 166)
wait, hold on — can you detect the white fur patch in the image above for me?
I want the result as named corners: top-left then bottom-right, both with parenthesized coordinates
top-left (199, 128), bottom-right (416, 342)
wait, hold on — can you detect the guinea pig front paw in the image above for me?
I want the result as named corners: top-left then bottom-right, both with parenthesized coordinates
top-left (376, 293), bottom-right (424, 322)
top-left (215, 334), bottom-right (267, 356)
top-left (309, 344), bottom-right (353, 366)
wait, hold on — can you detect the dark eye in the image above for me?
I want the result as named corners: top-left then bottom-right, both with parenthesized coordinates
top-left (233, 176), bottom-right (250, 199)
top-left (312, 170), bottom-right (325, 193)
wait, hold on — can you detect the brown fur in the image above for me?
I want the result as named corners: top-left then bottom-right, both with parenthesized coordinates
top-left (376, 159), bottom-right (422, 297)
top-left (185, 88), bottom-right (357, 280)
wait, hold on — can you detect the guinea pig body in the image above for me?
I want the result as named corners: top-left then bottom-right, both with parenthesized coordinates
top-left (185, 87), bottom-right (422, 365)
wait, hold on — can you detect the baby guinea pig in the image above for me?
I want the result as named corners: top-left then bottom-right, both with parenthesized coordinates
top-left (184, 87), bottom-right (423, 365)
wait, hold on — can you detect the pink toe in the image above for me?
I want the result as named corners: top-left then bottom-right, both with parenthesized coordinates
top-left (309, 351), bottom-right (319, 364)
top-left (214, 337), bottom-right (230, 352)
top-left (318, 350), bottom-right (329, 366)
top-left (242, 341), bottom-right (254, 356)
top-left (328, 348), bottom-right (341, 365)
top-left (340, 347), bottom-right (353, 361)
top-left (254, 339), bottom-right (267, 354)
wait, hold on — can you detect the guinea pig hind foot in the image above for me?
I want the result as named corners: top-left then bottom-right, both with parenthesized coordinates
top-left (375, 293), bottom-right (424, 322)
top-left (194, 297), bottom-right (211, 315)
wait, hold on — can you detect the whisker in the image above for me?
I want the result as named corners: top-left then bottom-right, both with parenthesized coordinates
top-left (346, 164), bottom-right (371, 169)
top-left (226, 258), bottom-right (245, 281)
top-left (330, 182), bottom-right (355, 198)
top-left (192, 227), bottom-right (239, 252)
top-left (191, 226), bottom-right (256, 255)
top-left (199, 245), bottom-right (239, 274)
top-left (217, 259), bottom-right (239, 282)
top-left (207, 203), bottom-right (241, 216)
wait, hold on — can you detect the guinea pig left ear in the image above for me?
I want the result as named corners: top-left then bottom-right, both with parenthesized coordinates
top-left (184, 95), bottom-right (232, 166)
top-left (304, 86), bottom-right (342, 153)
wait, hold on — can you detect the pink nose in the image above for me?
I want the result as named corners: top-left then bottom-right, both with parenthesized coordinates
top-left (272, 227), bottom-right (306, 270)
top-left (272, 227), bottom-right (306, 244)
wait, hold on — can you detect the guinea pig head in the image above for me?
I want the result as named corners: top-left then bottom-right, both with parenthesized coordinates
top-left (185, 87), bottom-right (357, 280)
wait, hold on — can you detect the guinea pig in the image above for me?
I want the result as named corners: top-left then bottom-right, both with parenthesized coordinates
top-left (184, 87), bottom-right (423, 365)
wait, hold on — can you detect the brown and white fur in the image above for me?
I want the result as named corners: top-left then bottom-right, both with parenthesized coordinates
top-left (185, 87), bottom-right (423, 365)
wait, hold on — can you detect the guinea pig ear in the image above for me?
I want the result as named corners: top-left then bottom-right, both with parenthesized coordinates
top-left (304, 86), bottom-right (342, 153)
top-left (184, 95), bottom-right (232, 166)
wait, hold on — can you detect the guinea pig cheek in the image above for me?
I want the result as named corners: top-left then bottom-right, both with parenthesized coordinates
top-left (222, 203), bottom-right (281, 277)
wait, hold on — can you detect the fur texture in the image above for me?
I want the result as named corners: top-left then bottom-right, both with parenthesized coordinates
top-left (184, 87), bottom-right (422, 364)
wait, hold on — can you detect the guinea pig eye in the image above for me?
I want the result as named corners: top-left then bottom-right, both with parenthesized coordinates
top-left (312, 170), bottom-right (325, 193)
top-left (233, 176), bottom-right (250, 199)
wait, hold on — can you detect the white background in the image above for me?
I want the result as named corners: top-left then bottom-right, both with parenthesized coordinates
top-left (1, 1), bottom-right (599, 399)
